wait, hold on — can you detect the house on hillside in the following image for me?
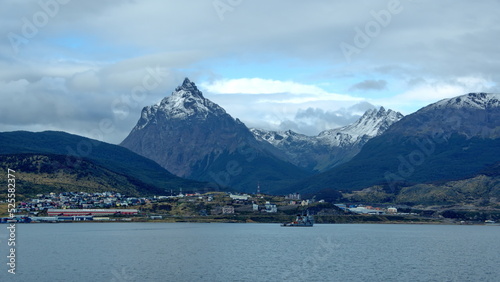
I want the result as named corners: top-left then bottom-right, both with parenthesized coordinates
top-left (265, 202), bottom-right (277, 213)
top-left (222, 206), bottom-right (235, 214)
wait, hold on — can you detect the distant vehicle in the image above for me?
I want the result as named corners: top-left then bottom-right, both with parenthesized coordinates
top-left (281, 211), bottom-right (314, 227)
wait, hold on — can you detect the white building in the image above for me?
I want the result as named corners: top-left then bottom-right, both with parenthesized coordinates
top-left (285, 193), bottom-right (301, 200)
top-left (265, 202), bottom-right (278, 213)
top-left (222, 206), bottom-right (235, 214)
top-left (387, 207), bottom-right (398, 214)
top-left (348, 207), bottom-right (384, 215)
top-left (230, 194), bottom-right (250, 201)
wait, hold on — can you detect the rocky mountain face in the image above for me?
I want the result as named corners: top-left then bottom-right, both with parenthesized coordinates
top-left (251, 107), bottom-right (404, 172)
top-left (122, 78), bottom-right (250, 177)
top-left (121, 78), bottom-right (309, 194)
top-left (294, 93), bottom-right (500, 194)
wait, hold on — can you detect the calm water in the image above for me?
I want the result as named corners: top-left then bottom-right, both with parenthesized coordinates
top-left (1, 223), bottom-right (499, 281)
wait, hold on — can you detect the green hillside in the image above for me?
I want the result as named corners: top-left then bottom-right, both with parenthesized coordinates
top-left (0, 153), bottom-right (165, 199)
top-left (345, 162), bottom-right (500, 206)
top-left (0, 131), bottom-right (208, 195)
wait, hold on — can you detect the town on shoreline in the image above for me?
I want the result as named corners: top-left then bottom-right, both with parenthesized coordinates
top-left (1, 191), bottom-right (498, 225)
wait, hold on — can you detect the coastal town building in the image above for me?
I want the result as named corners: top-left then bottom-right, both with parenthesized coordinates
top-left (47, 209), bottom-right (138, 216)
top-left (348, 206), bottom-right (385, 215)
top-left (222, 206), bottom-right (235, 214)
top-left (229, 194), bottom-right (250, 201)
top-left (285, 193), bottom-right (301, 200)
top-left (265, 202), bottom-right (278, 213)
top-left (387, 207), bottom-right (398, 214)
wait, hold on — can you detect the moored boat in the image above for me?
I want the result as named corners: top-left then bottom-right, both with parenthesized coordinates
top-left (281, 211), bottom-right (314, 227)
top-left (484, 220), bottom-right (499, 225)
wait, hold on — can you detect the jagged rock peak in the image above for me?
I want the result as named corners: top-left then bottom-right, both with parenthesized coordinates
top-left (317, 106), bottom-right (404, 142)
top-left (359, 106), bottom-right (403, 123)
top-left (132, 78), bottom-right (227, 130)
top-left (156, 77), bottom-right (223, 114)
top-left (174, 77), bottom-right (203, 97)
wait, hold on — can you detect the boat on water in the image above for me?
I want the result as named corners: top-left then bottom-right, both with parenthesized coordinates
top-left (484, 220), bottom-right (499, 225)
top-left (281, 211), bottom-right (314, 227)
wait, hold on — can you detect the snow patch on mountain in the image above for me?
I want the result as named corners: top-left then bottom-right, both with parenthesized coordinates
top-left (250, 129), bottom-right (317, 148)
top-left (431, 93), bottom-right (500, 110)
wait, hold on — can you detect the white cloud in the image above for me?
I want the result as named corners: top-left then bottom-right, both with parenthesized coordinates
top-left (2, 0), bottom-right (500, 143)
top-left (68, 70), bottom-right (101, 92)
top-left (258, 95), bottom-right (363, 104)
top-left (202, 78), bottom-right (363, 104)
top-left (202, 78), bottom-right (329, 95)
top-left (370, 76), bottom-right (497, 114)
top-left (397, 76), bottom-right (494, 102)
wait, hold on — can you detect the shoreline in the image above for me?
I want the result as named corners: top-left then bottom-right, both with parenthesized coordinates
top-left (5, 215), bottom-right (494, 225)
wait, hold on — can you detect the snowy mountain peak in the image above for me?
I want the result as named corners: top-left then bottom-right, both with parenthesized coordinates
top-left (318, 107), bottom-right (404, 143)
top-left (174, 77), bottom-right (203, 98)
top-left (431, 93), bottom-right (500, 110)
top-left (133, 79), bottom-right (226, 130)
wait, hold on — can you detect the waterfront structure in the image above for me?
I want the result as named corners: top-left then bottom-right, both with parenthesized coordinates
top-left (47, 209), bottom-right (138, 216)
top-left (348, 207), bottom-right (385, 215)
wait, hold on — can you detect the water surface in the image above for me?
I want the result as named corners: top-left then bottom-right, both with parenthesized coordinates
top-left (1, 223), bottom-right (498, 281)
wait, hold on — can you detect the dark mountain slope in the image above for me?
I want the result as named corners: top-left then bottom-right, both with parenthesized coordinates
top-left (0, 130), bottom-right (207, 194)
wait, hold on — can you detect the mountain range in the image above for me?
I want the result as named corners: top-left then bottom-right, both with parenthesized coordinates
top-left (2, 77), bottom-right (498, 204)
top-left (293, 92), bottom-right (500, 196)
top-left (121, 80), bottom-right (499, 198)
top-left (251, 107), bottom-right (403, 172)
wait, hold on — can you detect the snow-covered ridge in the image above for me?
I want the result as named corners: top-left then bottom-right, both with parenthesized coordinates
top-left (251, 107), bottom-right (403, 171)
top-left (250, 128), bottom-right (316, 147)
top-left (431, 93), bottom-right (500, 110)
top-left (317, 107), bottom-right (403, 146)
top-left (253, 107), bottom-right (403, 149)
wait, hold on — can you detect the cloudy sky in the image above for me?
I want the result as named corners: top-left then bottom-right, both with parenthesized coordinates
top-left (1, 0), bottom-right (499, 143)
